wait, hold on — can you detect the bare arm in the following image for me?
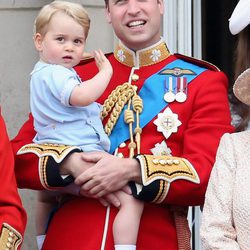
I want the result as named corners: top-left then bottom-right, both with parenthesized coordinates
top-left (60, 151), bottom-right (133, 207)
top-left (70, 49), bottom-right (113, 106)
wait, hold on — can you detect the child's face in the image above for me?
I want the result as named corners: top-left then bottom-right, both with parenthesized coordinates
top-left (35, 12), bottom-right (86, 69)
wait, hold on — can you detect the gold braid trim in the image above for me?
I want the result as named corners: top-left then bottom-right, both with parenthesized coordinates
top-left (101, 83), bottom-right (132, 120)
top-left (40, 155), bottom-right (50, 189)
top-left (0, 223), bottom-right (22, 250)
top-left (136, 154), bottom-right (200, 186)
top-left (152, 180), bottom-right (170, 204)
top-left (17, 143), bottom-right (80, 163)
top-left (132, 95), bottom-right (143, 155)
top-left (125, 98), bottom-right (136, 157)
top-left (105, 86), bottom-right (135, 136)
top-left (101, 82), bottom-right (143, 157)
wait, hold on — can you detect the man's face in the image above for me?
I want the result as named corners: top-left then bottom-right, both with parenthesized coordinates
top-left (106, 0), bottom-right (164, 51)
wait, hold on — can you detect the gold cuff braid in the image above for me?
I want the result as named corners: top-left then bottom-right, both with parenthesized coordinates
top-left (17, 143), bottom-right (80, 163)
top-left (17, 143), bottom-right (80, 189)
top-left (0, 223), bottom-right (22, 250)
top-left (136, 154), bottom-right (200, 186)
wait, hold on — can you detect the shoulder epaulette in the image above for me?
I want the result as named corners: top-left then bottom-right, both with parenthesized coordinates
top-left (175, 53), bottom-right (220, 72)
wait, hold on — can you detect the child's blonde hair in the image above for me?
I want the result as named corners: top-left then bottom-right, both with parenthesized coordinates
top-left (34, 1), bottom-right (90, 38)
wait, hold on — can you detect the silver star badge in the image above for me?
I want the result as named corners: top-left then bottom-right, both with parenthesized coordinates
top-left (153, 107), bottom-right (182, 139)
top-left (150, 140), bottom-right (172, 156)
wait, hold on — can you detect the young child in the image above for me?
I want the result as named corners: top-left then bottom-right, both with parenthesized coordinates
top-left (31, 2), bottom-right (143, 250)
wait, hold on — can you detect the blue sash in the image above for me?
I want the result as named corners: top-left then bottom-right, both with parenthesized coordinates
top-left (109, 59), bottom-right (207, 153)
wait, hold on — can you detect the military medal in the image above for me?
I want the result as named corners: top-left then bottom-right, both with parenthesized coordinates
top-left (160, 67), bottom-right (194, 104)
top-left (175, 77), bottom-right (187, 103)
top-left (150, 140), bottom-right (172, 156)
top-left (164, 77), bottom-right (175, 103)
top-left (153, 107), bottom-right (182, 139)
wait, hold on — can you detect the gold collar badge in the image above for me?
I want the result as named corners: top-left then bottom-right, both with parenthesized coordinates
top-left (114, 39), bottom-right (171, 67)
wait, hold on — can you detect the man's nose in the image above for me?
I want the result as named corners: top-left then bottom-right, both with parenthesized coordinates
top-left (127, 0), bottom-right (141, 15)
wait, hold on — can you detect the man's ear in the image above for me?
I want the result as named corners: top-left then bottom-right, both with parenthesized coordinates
top-left (158, 0), bottom-right (164, 15)
top-left (105, 7), bottom-right (112, 24)
top-left (34, 33), bottom-right (43, 51)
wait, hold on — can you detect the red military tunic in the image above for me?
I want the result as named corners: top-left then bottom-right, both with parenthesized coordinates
top-left (0, 110), bottom-right (26, 250)
top-left (13, 40), bottom-right (234, 249)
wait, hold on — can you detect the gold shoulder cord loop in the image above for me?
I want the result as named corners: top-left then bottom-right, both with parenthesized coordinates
top-left (101, 82), bottom-right (143, 157)
top-left (132, 94), bottom-right (143, 155)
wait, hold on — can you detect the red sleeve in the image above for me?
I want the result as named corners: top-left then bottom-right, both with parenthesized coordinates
top-left (0, 113), bottom-right (27, 248)
top-left (134, 70), bottom-right (234, 206)
top-left (11, 113), bottom-right (43, 189)
top-left (167, 71), bottom-right (234, 205)
top-left (167, 70), bottom-right (234, 205)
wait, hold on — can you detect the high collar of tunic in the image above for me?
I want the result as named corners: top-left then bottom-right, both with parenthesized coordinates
top-left (114, 38), bottom-right (171, 68)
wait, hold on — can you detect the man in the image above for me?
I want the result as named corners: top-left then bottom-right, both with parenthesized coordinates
top-left (0, 111), bottom-right (26, 250)
top-left (13, 0), bottom-right (234, 249)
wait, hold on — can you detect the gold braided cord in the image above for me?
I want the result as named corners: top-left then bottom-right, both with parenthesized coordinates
top-left (101, 82), bottom-right (143, 157)
top-left (125, 99), bottom-right (136, 157)
top-left (101, 83), bottom-right (132, 120)
top-left (132, 95), bottom-right (143, 113)
top-left (104, 90), bottom-right (134, 136)
top-left (132, 95), bottom-right (143, 154)
top-left (102, 83), bottom-right (136, 136)
top-left (124, 109), bottom-right (134, 123)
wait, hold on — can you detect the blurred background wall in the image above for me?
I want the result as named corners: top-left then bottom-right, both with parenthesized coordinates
top-left (0, 1), bottom-right (113, 249)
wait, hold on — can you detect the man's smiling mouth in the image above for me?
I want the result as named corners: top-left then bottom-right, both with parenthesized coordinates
top-left (127, 20), bottom-right (146, 28)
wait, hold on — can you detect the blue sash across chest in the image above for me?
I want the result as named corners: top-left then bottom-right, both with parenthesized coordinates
top-left (109, 59), bottom-right (207, 153)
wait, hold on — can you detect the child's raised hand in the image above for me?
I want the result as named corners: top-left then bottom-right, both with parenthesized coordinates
top-left (93, 49), bottom-right (113, 76)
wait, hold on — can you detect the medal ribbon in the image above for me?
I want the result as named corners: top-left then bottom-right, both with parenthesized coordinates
top-left (109, 59), bottom-right (207, 153)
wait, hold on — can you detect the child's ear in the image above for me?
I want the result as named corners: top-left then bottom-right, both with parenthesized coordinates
top-left (34, 33), bottom-right (43, 51)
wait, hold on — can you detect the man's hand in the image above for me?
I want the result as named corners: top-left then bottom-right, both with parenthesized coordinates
top-left (60, 152), bottom-right (95, 178)
top-left (74, 151), bottom-right (141, 197)
top-left (60, 151), bottom-right (141, 207)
